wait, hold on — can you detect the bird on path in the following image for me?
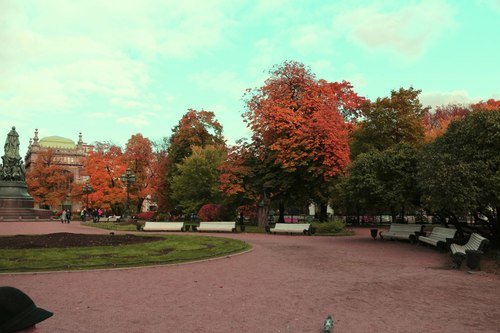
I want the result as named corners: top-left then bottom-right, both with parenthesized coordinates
top-left (323, 314), bottom-right (334, 333)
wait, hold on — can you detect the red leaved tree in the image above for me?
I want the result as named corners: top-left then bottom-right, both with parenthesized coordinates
top-left (83, 143), bottom-right (127, 213)
top-left (26, 149), bottom-right (74, 210)
top-left (123, 134), bottom-right (154, 214)
top-left (223, 61), bottom-right (365, 225)
top-left (423, 99), bottom-right (499, 141)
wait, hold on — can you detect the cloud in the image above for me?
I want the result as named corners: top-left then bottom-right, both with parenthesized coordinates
top-left (333, 0), bottom-right (455, 58)
top-left (420, 90), bottom-right (479, 108)
top-left (0, 0), bottom-right (236, 121)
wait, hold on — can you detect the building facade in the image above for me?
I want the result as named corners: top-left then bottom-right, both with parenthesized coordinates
top-left (24, 129), bottom-right (93, 211)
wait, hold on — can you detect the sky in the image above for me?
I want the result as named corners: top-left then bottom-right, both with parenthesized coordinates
top-left (1, 0), bottom-right (499, 157)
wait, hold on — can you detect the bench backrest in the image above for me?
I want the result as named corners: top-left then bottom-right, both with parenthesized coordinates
top-left (273, 223), bottom-right (310, 231)
top-left (144, 222), bottom-right (184, 229)
top-left (464, 233), bottom-right (489, 251)
top-left (199, 222), bottom-right (235, 228)
top-left (429, 227), bottom-right (457, 239)
top-left (388, 224), bottom-right (423, 233)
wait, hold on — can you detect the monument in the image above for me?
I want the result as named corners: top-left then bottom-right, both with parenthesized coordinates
top-left (0, 127), bottom-right (52, 220)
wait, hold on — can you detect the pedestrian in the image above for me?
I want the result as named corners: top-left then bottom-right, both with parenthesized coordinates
top-left (66, 209), bottom-right (71, 224)
top-left (0, 286), bottom-right (53, 332)
top-left (80, 209), bottom-right (86, 222)
top-left (60, 210), bottom-right (66, 224)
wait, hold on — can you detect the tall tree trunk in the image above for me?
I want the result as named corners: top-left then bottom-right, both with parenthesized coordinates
top-left (390, 206), bottom-right (397, 223)
top-left (278, 202), bottom-right (285, 223)
top-left (257, 191), bottom-right (270, 227)
top-left (319, 203), bottom-right (328, 222)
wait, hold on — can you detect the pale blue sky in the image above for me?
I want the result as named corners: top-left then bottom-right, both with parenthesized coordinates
top-left (1, 0), bottom-right (499, 157)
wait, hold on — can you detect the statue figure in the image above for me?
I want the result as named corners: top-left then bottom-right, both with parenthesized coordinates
top-left (4, 126), bottom-right (21, 160)
top-left (0, 126), bottom-right (26, 181)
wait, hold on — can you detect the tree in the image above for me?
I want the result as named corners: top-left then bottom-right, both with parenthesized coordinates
top-left (26, 149), bottom-right (74, 210)
top-left (123, 134), bottom-right (154, 214)
top-left (167, 109), bottom-right (225, 164)
top-left (240, 61), bottom-right (365, 223)
top-left (350, 87), bottom-right (429, 158)
top-left (162, 109), bottom-right (226, 211)
top-left (83, 143), bottom-right (126, 213)
top-left (418, 110), bottom-right (500, 246)
top-left (150, 137), bottom-right (170, 212)
top-left (423, 104), bottom-right (472, 141)
top-left (337, 144), bottom-right (421, 222)
top-left (171, 145), bottom-right (226, 215)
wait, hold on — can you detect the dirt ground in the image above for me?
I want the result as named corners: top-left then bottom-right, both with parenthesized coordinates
top-left (0, 233), bottom-right (160, 249)
top-left (1, 222), bottom-right (499, 333)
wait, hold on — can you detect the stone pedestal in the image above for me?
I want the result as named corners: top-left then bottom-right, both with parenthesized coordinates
top-left (0, 181), bottom-right (52, 220)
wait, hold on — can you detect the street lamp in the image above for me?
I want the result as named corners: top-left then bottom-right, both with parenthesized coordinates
top-left (82, 182), bottom-right (93, 222)
top-left (82, 182), bottom-right (93, 209)
top-left (120, 168), bottom-right (136, 218)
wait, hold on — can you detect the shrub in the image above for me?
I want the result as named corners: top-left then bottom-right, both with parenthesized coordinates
top-left (198, 204), bottom-right (226, 221)
top-left (135, 211), bottom-right (156, 221)
top-left (237, 205), bottom-right (257, 223)
top-left (312, 219), bottom-right (347, 234)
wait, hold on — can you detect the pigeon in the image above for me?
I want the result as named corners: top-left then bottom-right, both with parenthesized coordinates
top-left (323, 314), bottom-right (334, 333)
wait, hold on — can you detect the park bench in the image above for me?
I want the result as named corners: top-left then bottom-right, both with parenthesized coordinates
top-left (104, 216), bottom-right (121, 223)
top-left (270, 223), bottom-right (312, 235)
top-left (143, 222), bottom-right (185, 232)
top-left (418, 226), bottom-right (457, 251)
top-left (379, 224), bottom-right (424, 241)
top-left (196, 222), bottom-right (236, 232)
top-left (450, 233), bottom-right (489, 269)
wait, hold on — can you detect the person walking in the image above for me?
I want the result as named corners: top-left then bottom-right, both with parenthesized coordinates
top-left (60, 210), bottom-right (66, 224)
top-left (66, 209), bottom-right (71, 224)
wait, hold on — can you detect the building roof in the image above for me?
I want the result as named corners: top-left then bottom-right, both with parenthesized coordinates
top-left (39, 136), bottom-right (76, 149)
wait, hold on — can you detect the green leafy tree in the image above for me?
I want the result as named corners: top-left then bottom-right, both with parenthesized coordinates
top-left (171, 145), bottom-right (226, 215)
top-left (418, 110), bottom-right (500, 245)
top-left (338, 144), bottom-right (421, 222)
top-left (163, 109), bottom-right (226, 211)
top-left (350, 87), bottom-right (429, 158)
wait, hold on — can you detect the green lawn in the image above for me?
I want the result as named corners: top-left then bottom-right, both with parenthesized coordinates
top-left (82, 222), bottom-right (139, 231)
top-left (0, 234), bottom-right (250, 273)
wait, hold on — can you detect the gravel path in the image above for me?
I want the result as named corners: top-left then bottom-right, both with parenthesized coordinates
top-left (1, 222), bottom-right (499, 332)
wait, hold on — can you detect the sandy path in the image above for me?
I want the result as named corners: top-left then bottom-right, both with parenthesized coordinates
top-left (1, 222), bottom-right (499, 332)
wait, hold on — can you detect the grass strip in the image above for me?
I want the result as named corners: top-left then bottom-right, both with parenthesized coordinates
top-left (0, 235), bottom-right (250, 273)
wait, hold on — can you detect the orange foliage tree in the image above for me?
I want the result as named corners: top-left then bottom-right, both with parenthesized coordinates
top-left (150, 138), bottom-right (170, 213)
top-left (26, 149), bottom-right (74, 210)
top-left (123, 134), bottom-right (154, 213)
top-left (222, 61), bottom-right (365, 224)
top-left (423, 99), bottom-right (499, 141)
top-left (83, 143), bottom-right (127, 213)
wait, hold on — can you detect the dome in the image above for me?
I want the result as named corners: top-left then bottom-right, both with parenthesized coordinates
top-left (39, 136), bottom-right (76, 149)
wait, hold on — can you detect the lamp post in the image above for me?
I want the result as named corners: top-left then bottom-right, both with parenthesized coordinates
top-left (82, 183), bottom-right (93, 222)
top-left (120, 168), bottom-right (136, 218)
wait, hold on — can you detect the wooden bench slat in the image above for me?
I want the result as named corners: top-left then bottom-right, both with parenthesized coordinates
top-left (450, 233), bottom-right (489, 269)
top-left (379, 224), bottom-right (424, 241)
top-left (197, 222), bottom-right (236, 232)
top-left (143, 222), bottom-right (185, 232)
top-left (418, 227), bottom-right (457, 249)
top-left (270, 223), bottom-right (311, 235)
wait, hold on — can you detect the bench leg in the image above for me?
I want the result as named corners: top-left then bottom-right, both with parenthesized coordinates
top-left (452, 253), bottom-right (465, 269)
top-left (437, 241), bottom-right (447, 253)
